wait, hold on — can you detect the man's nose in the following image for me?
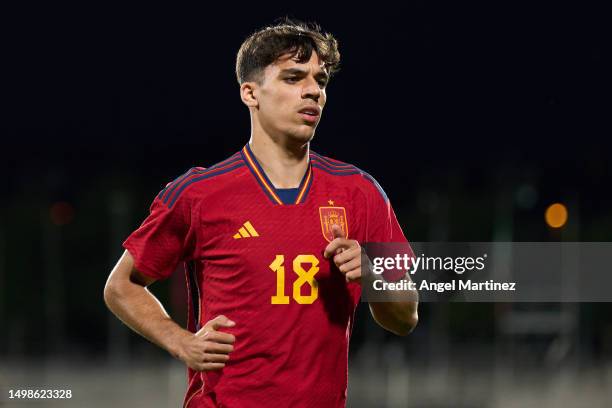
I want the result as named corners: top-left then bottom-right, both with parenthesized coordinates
top-left (301, 77), bottom-right (321, 101)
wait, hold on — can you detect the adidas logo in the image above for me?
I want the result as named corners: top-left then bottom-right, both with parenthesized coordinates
top-left (233, 221), bottom-right (260, 239)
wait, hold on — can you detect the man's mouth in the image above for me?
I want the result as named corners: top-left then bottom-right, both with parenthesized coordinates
top-left (298, 107), bottom-right (321, 123)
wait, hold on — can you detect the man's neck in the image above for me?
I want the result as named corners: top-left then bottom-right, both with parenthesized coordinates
top-left (248, 136), bottom-right (309, 189)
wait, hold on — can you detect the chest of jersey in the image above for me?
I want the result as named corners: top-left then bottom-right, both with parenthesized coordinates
top-left (197, 187), bottom-right (363, 310)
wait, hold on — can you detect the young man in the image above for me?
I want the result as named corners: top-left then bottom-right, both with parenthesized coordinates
top-left (104, 21), bottom-right (418, 407)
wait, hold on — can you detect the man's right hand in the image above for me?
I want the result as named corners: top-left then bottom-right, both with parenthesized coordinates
top-left (177, 315), bottom-right (236, 372)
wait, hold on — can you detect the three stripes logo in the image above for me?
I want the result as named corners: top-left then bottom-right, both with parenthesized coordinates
top-left (233, 221), bottom-right (259, 239)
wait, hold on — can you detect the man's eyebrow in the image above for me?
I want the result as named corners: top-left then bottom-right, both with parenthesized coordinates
top-left (279, 68), bottom-right (329, 81)
top-left (279, 68), bottom-right (307, 75)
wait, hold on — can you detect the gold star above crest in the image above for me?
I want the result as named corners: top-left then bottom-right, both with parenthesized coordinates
top-left (328, 200), bottom-right (335, 206)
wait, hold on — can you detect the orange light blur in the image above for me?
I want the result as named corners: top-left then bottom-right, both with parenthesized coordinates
top-left (545, 203), bottom-right (568, 228)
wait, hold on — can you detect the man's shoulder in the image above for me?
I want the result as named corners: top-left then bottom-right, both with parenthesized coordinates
top-left (156, 152), bottom-right (247, 208)
top-left (310, 151), bottom-right (389, 202)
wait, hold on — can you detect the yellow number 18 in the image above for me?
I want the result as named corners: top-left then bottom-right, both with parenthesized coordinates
top-left (269, 254), bottom-right (319, 304)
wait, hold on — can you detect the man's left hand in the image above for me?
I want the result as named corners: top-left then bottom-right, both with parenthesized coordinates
top-left (323, 224), bottom-right (362, 283)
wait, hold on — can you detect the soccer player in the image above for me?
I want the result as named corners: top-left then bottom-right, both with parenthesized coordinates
top-left (104, 20), bottom-right (418, 407)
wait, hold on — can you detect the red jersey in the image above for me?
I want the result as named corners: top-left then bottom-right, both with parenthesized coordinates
top-left (123, 144), bottom-right (409, 407)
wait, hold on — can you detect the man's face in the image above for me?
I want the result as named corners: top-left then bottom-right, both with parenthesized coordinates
top-left (254, 51), bottom-right (329, 143)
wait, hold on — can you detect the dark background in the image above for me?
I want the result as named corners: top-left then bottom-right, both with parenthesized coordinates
top-left (1, 2), bottom-right (611, 406)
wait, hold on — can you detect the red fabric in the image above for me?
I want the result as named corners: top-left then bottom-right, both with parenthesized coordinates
top-left (123, 150), bottom-right (411, 408)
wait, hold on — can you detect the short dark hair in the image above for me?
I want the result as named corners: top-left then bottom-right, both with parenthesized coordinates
top-left (235, 19), bottom-right (341, 85)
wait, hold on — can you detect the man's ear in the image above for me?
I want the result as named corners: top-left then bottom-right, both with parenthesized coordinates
top-left (240, 82), bottom-right (259, 108)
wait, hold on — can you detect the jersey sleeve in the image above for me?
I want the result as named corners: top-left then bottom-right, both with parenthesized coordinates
top-left (364, 175), bottom-right (414, 281)
top-left (365, 176), bottom-right (407, 244)
top-left (123, 184), bottom-right (198, 280)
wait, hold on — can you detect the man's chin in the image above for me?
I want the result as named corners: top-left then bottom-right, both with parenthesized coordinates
top-left (289, 128), bottom-right (316, 143)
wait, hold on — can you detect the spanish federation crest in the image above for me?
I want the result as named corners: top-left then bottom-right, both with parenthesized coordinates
top-left (319, 206), bottom-right (348, 242)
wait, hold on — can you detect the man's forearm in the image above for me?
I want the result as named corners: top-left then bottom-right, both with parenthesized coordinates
top-left (365, 268), bottom-right (418, 335)
top-left (104, 282), bottom-right (189, 359)
top-left (369, 298), bottom-right (418, 336)
top-left (362, 254), bottom-right (419, 335)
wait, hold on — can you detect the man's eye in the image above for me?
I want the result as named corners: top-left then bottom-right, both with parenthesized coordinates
top-left (285, 77), bottom-right (299, 83)
top-left (317, 80), bottom-right (328, 87)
